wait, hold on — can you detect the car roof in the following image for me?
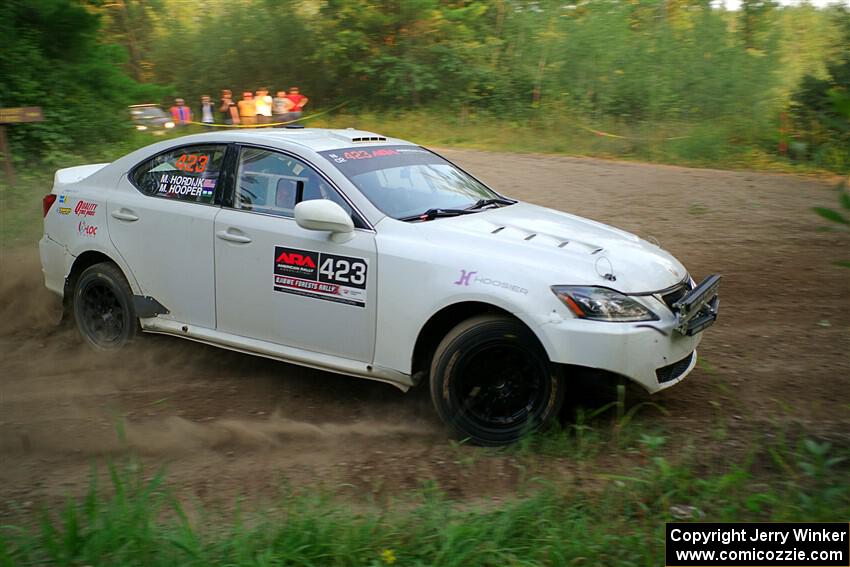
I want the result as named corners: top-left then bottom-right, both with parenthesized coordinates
top-left (177, 128), bottom-right (415, 153)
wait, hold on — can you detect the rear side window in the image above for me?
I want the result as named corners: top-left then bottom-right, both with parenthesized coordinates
top-left (131, 144), bottom-right (227, 204)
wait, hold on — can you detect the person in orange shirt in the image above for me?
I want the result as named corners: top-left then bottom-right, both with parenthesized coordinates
top-left (169, 98), bottom-right (192, 126)
top-left (237, 91), bottom-right (257, 126)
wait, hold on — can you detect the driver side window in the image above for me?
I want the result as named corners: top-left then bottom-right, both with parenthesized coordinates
top-left (234, 147), bottom-right (359, 225)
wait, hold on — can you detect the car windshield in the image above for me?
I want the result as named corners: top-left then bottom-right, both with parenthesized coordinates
top-left (318, 145), bottom-right (502, 219)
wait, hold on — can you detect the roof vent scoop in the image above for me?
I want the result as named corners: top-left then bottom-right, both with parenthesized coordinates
top-left (351, 136), bottom-right (387, 142)
top-left (330, 129), bottom-right (388, 143)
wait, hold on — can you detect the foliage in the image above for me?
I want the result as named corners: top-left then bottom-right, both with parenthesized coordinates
top-left (790, 7), bottom-right (850, 172)
top-left (1, 0), bottom-right (848, 173)
top-left (92, 0), bottom-right (845, 172)
top-left (812, 179), bottom-right (850, 268)
top-left (0, 0), bottom-right (166, 165)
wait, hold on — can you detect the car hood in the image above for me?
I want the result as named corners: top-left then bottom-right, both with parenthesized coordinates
top-left (413, 202), bottom-right (687, 294)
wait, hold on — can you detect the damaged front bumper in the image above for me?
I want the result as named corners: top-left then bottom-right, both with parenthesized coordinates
top-left (672, 274), bottom-right (721, 336)
top-left (529, 274), bottom-right (721, 393)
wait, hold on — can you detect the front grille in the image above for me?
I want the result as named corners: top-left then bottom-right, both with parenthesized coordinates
top-left (660, 280), bottom-right (694, 310)
top-left (656, 352), bottom-right (695, 384)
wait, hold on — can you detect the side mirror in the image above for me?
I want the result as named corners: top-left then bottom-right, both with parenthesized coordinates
top-left (294, 199), bottom-right (355, 242)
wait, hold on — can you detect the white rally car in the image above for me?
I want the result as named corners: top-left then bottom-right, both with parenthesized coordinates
top-left (39, 128), bottom-right (720, 445)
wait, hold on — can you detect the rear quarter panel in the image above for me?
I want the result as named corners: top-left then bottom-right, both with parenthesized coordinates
top-left (45, 167), bottom-right (142, 297)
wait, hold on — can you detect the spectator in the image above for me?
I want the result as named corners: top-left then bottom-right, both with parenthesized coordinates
top-left (272, 90), bottom-right (294, 127)
top-left (220, 89), bottom-right (240, 125)
top-left (169, 98), bottom-right (192, 126)
top-left (284, 86), bottom-right (308, 122)
top-left (238, 91), bottom-right (257, 126)
top-left (255, 88), bottom-right (273, 126)
top-left (200, 95), bottom-right (215, 128)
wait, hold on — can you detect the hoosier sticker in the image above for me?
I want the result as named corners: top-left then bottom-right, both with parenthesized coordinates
top-left (273, 246), bottom-right (368, 307)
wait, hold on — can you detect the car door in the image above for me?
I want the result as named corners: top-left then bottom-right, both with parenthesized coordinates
top-left (108, 143), bottom-right (229, 329)
top-left (214, 145), bottom-right (377, 362)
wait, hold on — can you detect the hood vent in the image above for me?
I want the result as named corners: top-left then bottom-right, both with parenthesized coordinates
top-left (351, 136), bottom-right (387, 142)
top-left (483, 219), bottom-right (604, 255)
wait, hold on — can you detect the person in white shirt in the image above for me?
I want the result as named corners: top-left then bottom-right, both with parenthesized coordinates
top-left (255, 88), bottom-right (273, 126)
top-left (272, 90), bottom-right (295, 127)
top-left (200, 95), bottom-right (215, 128)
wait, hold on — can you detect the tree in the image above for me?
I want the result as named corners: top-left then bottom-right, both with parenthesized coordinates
top-left (0, 0), bottom-right (163, 162)
top-left (791, 6), bottom-right (850, 171)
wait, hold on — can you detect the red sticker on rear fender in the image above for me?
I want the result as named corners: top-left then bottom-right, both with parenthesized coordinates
top-left (74, 200), bottom-right (97, 216)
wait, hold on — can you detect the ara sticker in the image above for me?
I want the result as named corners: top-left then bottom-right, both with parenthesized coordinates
top-left (57, 207), bottom-right (71, 215)
top-left (273, 246), bottom-right (368, 307)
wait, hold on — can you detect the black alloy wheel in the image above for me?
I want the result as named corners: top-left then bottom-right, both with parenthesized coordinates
top-left (430, 315), bottom-right (563, 446)
top-left (73, 262), bottom-right (137, 349)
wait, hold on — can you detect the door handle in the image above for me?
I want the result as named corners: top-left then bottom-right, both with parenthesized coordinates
top-left (216, 229), bottom-right (252, 244)
top-left (111, 209), bottom-right (139, 222)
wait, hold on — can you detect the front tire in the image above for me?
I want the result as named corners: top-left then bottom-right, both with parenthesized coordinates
top-left (73, 262), bottom-right (137, 350)
top-left (429, 315), bottom-right (563, 446)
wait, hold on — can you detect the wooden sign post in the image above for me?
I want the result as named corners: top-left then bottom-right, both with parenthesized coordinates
top-left (0, 106), bottom-right (45, 186)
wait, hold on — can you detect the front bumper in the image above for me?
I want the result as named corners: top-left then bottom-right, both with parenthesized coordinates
top-left (530, 275), bottom-right (720, 393)
top-left (535, 317), bottom-right (702, 393)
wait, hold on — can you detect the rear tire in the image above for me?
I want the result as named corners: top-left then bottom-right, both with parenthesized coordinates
top-left (429, 315), bottom-right (563, 446)
top-left (73, 262), bottom-right (137, 350)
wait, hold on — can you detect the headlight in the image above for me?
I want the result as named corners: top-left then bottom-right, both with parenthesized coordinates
top-left (164, 121), bottom-right (175, 128)
top-left (135, 124), bottom-right (148, 131)
top-left (551, 286), bottom-right (658, 322)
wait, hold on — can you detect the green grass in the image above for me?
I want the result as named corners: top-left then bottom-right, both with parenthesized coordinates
top-left (0, 175), bottom-right (48, 248)
top-left (2, 425), bottom-right (847, 567)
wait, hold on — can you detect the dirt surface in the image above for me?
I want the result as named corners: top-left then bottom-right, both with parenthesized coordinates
top-left (1, 150), bottom-right (848, 516)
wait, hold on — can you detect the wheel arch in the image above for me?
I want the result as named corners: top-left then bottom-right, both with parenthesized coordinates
top-left (410, 301), bottom-right (551, 382)
top-left (63, 250), bottom-right (137, 310)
